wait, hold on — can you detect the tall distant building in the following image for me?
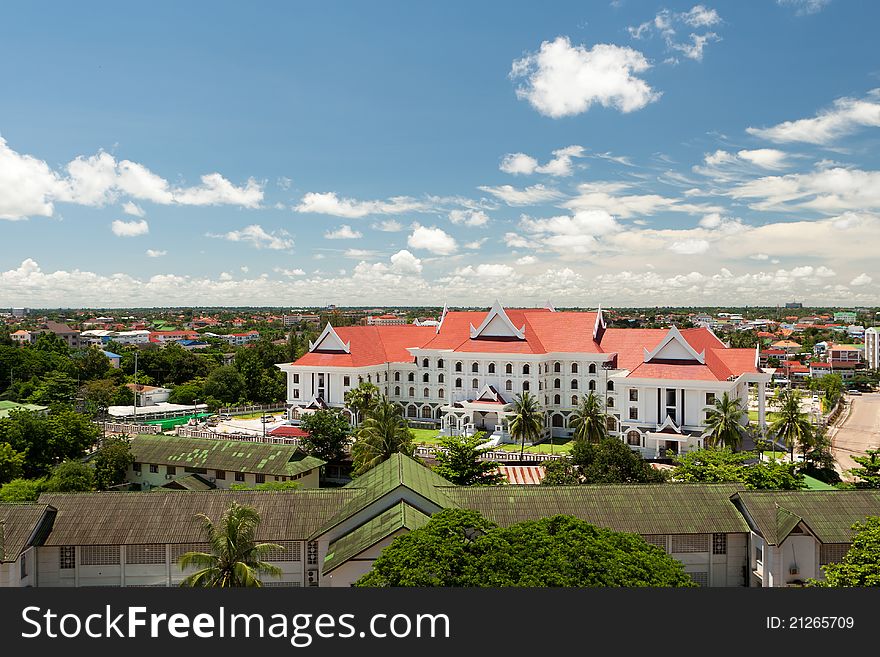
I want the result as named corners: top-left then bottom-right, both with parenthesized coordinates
top-left (11, 308), bottom-right (28, 317)
top-left (866, 327), bottom-right (879, 370)
top-left (784, 302), bottom-right (803, 309)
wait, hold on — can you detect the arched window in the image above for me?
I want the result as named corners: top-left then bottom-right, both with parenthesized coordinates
top-left (408, 372), bottom-right (415, 382)
top-left (505, 379), bottom-right (513, 391)
top-left (455, 361), bottom-right (462, 372)
top-left (554, 362), bottom-right (561, 373)
top-left (545, 396), bottom-right (549, 405)
top-left (437, 359), bottom-right (444, 369)
top-left (422, 358), bottom-right (429, 368)
top-left (607, 380), bottom-right (615, 391)
top-left (554, 394), bottom-right (561, 405)
top-left (554, 378), bottom-right (561, 389)
top-left (394, 372), bottom-right (400, 381)
top-left (505, 363), bottom-right (513, 374)
top-left (552, 414), bottom-right (564, 427)
top-left (421, 406), bottom-right (432, 418)
top-left (571, 363), bottom-right (579, 374)
top-left (589, 363), bottom-right (597, 374)
top-left (523, 364), bottom-right (530, 375)
top-left (407, 405), bottom-right (417, 417)
top-left (522, 381), bottom-right (530, 391)
top-left (423, 373), bottom-right (430, 383)
top-left (626, 430), bottom-right (641, 446)
top-left (367, 374), bottom-right (371, 382)
top-left (424, 388), bottom-right (429, 398)
top-left (394, 386), bottom-right (400, 396)
top-left (438, 373), bottom-right (444, 383)
top-left (472, 378), bottom-right (478, 389)
top-left (571, 379), bottom-right (578, 390)
top-left (488, 363), bottom-right (496, 374)
top-left (384, 372), bottom-right (388, 381)
top-left (606, 416), bottom-right (617, 432)
top-left (438, 388), bottom-right (445, 399)
top-left (455, 378), bottom-right (462, 388)
top-left (607, 397), bottom-right (614, 408)
top-left (409, 387), bottom-right (415, 397)
top-left (589, 380), bottom-right (596, 391)
top-left (538, 381), bottom-right (543, 391)
top-left (471, 362), bottom-right (479, 373)
top-left (571, 395), bottom-right (578, 406)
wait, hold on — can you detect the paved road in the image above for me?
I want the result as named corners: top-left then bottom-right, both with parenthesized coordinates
top-left (831, 393), bottom-right (880, 479)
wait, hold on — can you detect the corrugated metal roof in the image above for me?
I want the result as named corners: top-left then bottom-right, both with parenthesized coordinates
top-left (323, 502), bottom-right (430, 574)
top-left (442, 483), bottom-right (749, 535)
top-left (0, 503), bottom-right (53, 562)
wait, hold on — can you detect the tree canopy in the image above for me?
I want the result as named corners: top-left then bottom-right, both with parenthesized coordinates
top-left (671, 449), bottom-right (805, 490)
top-left (432, 432), bottom-right (503, 486)
top-left (298, 409), bottom-right (352, 462)
top-left (816, 516), bottom-right (880, 587)
top-left (355, 509), bottom-right (696, 587)
top-left (350, 398), bottom-right (414, 476)
top-left (543, 437), bottom-right (664, 485)
top-left (92, 435), bottom-right (135, 490)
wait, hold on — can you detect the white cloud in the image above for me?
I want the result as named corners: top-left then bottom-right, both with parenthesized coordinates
top-left (746, 91), bottom-right (880, 144)
top-left (669, 32), bottom-right (720, 62)
top-left (0, 136), bottom-right (64, 219)
top-left (477, 184), bottom-right (563, 206)
top-left (173, 173), bottom-right (263, 208)
top-left (500, 145), bottom-right (585, 177)
top-left (516, 255), bottom-right (538, 265)
top-left (499, 153), bottom-right (539, 175)
top-left (145, 249), bottom-right (166, 258)
top-left (372, 219), bottom-right (404, 232)
top-left (449, 209), bottom-right (489, 226)
top-left (509, 36), bottom-right (660, 118)
top-left (277, 176), bottom-right (293, 190)
top-left (274, 267), bottom-right (305, 277)
top-left (464, 238), bottom-right (488, 250)
top-left (208, 224), bottom-right (294, 250)
top-left (628, 6), bottom-right (722, 62)
top-left (698, 212), bottom-right (722, 229)
top-left (324, 225), bottom-right (363, 239)
top-left (122, 201), bottom-right (145, 217)
top-left (730, 167), bottom-right (880, 213)
top-left (111, 219), bottom-right (149, 237)
top-left (735, 149), bottom-right (789, 170)
top-left (389, 249), bottom-right (423, 274)
top-left (240, 266), bottom-right (249, 273)
top-left (815, 266), bottom-right (836, 278)
top-left (681, 5), bottom-right (721, 27)
top-left (407, 225), bottom-right (458, 255)
top-left (777, 0), bottom-right (831, 16)
top-left (850, 273), bottom-right (872, 287)
top-left (344, 249), bottom-right (380, 259)
top-left (504, 233), bottom-right (531, 249)
top-left (563, 181), bottom-right (721, 218)
top-left (749, 253), bottom-right (770, 260)
top-left (452, 264), bottom-right (516, 279)
top-left (669, 239), bottom-right (710, 254)
top-left (294, 191), bottom-right (427, 218)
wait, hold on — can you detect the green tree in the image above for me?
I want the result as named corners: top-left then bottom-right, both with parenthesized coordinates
top-left (540, 458), bottom-right (581, 485)
top-left (433, 432), bottom-right (503, 486)
top-left (671, 449), bottom-right (804, 490)
top-left (350, 398), bottom-right (415, 476)
top-left (45, 460), bottom-right (95, 492)
top-left (569, 391), bottom-right (608, 444)
top-left (32, 332), bottom-right (70, 356)
top-left (167, 380), bottom-right (205, 405)
top-left (202, 365), bottom-right (246, 404)
top-left (179, 502), bottom-right (283, 587)
top-left (0, 477), bottom-right (46, 502)
top-left (356, 509), bottom-right (695, 587)
top-left (298, 409), bottom-right (352, 462)
top-left (815, 516), bottom-right (880, 587)
top-left (508, 390), bottom-right (544, 460)
top-left (28, 371), bottom-right (79, 407)
top-left (703, 392), bottom-right (749, 451)
top-left (0, 409), bottom-right (100, 477)
top-left (769, 388), bottom-right (813, 459)
top-left (80, 378), bottom-right (119, 410)
top-left (544, 437), bottom-right (664, 485)
top-left (0, 442), bottom-right (25, 483)
top-left (92, 436), bottom-right (135, 490)
top-left (71, 347), bottom-right (110, 381)
top-left (344, 381), bottom-right (381, 425)
top-left (849, 449), bottom-right (880, 489)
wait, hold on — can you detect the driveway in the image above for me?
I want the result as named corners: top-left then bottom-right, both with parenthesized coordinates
top-left (830, 393), bottom-right (880, 479)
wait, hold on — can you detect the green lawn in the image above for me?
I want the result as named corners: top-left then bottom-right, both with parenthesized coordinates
top-left (802, 475), bottom-right (836, 490)
top-left (494, 438), bottom-right (575, 454)
top-left (409, 428), bottom-right (443, 445)
top-left (748, 411), bottom-right (782, 423)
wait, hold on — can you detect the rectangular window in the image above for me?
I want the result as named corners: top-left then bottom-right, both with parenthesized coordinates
top-left (666, 389), bottom-right (677, 407)
top-left (629, 407), bottom-right (638, 420)
top-left (293, 389), bottom-right (300, 399)
top-left (167, 465), bottom-right (176, 476)
top-left (20, 554), bottom-right (27, 579)
top-left (149, 464), bottom-right (158, 474)
top-left (263, 541), bottom-right (302, 562)
top-left (689, 571), bottom-right (709, 587)
top-left (255, 473), bottom-right (265, 484)
top-left (215, 469), bottom-right (225, 480)
top-left (59, 546), bottom-right (76, 569)
top-left (819, 544), bottom-right (849, 565)
top-left (642, 535), bottom-right (667, 550)
top-left (706, 392), bottom-right (716, 406)
top-left (629, 389), bottom-right (638, 402)
top-left (126, 545), bottom-right (167, 565)
top-left (343, 376), bottom-right (350, 387)
top-left (712, 533), bottom-right (727, 555)
top-left (671, 534), bottom-right (707, 553)
top-left (133, 462), bottom-right (141, 472)
top-left (755, 545), bottom-right (763, 564)
top-left (81, 546), bottom-right (120, 566)
top-left (293, 373), bottom-right (299, 384)
top-left (235, 472), bottom-right (245, 482)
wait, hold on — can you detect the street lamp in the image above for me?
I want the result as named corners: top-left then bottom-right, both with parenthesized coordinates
top-left (98, 405), bottom-right (107, 442)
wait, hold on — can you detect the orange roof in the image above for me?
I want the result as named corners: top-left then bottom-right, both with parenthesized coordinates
top-left (293, 325), bottom-right (437, 367)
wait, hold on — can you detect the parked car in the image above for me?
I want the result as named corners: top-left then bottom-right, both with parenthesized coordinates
top-left (261, 415), bottom-right (274, 423)
top-left (848, 389), bottom-right (862, 396)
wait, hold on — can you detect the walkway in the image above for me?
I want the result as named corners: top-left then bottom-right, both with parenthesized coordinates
top-left (830, 392), bottom-right (880, 480)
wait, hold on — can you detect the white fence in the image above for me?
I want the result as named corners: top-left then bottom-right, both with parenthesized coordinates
top-left (174, 426), bottom-right (302, 445)
top-left (102, 422), bottom-right (163, 435)
top-left (413, 445), bottom-right (564, 462)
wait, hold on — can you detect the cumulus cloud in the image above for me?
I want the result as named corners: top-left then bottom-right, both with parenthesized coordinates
top-left (294, 192), bottom-right (427, 218)
top-left (324, 224), bottom-right (363, 239)
top-left (274, 267), bottom-right (305, 277)
top-left (111, 219), bottom-right (149, 237)
top-left (563, 181), bottom-right (722, 218)
top-left (509, 36), bottom-right (660, 117)
top-left (516, 255), bottom-right (538, 265)
top-left (372, 219), bottom-right (404, 232)
top-left (464, 238), bottom-right (488, 250)
top-left (850, 273), bottom-right (872, 287)
top-left (669, 239), bottom-right (710, 255)
top-left (449, 209), bottom-right (489, 226)
top-left (746, 90), bottom-right (880, 144)
top-left (730, 167), bottom-right (880, 213)
top-left (477, 184), bottom-right (563, 206)
top-left (407, 225), bottom-right (458, 255)
top-left (499, 145), bottom-right (585, 177)
top-left (208, 224), bottom-right (294, 250)
top-left (122, 201), bottom-right (146, 217)
top-left (389, 249), bottom-right (423, 274)
top-left (145, 249), bottom-right (166, 258)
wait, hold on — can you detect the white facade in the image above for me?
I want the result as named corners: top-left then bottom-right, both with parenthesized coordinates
top-left (865, 327), bottom-right (879, 370)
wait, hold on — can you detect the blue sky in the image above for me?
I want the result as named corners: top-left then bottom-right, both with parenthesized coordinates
top-left (1, 0), bottom-right (878, 307)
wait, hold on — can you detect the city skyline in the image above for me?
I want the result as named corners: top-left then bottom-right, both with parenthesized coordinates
top-left (1, 1), bottom-right (878, 307)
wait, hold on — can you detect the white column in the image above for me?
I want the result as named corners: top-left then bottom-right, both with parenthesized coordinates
top-left (758, 382), bottom-right (766, 434)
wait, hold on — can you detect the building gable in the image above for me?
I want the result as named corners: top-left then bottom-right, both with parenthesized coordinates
top-left (309, 323), bottom-right (350, 353)
top-left (469, 300), bottom-right (526, 340)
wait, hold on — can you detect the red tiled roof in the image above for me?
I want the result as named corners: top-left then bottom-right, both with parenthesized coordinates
top-left (497, 465), bottom-right (545, 485)
top-left (293, 325), bottom-right (437, 367)
top-left (267, 426), bottom-right (310, 438)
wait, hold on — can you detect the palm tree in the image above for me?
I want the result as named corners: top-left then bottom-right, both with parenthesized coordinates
top-left (508, 390), bottom-right (544, 460)
top-left (179, 502), bottom-right (282, 587)
top-left (344, 381), bottom-right (381, 426)
top-left (350, 397), bottom-right (414, 476)
top-left (703, 392), bottom-right (749, 451)
top-left (569, 391), bottom-right (608, 444)
top-left (769, 388), bottom-right (813, 460)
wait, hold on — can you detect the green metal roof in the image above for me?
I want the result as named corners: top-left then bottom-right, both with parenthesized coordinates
top-left (130, 434), bottom-right (325, 477)
top-left (310, 454), bottom-right (454, 539)
top-left (323, 501), bottom-right (430, 574)
top-left (734, 490), bottom-right (880, 545)
top-left (443, 483), bottom-right (750, 535)
top-left (0, 401), bottom-right (49, 419)
top-left (160, 473), bottom-right (216, 491)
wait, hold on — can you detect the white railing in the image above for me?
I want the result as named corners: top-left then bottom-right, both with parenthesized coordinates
top-left (413, 445), bottom-right (564, 462)
top-left (101, 422), bottom-right (163, 435)
top-left (174, 426), bottom-right (302, 445)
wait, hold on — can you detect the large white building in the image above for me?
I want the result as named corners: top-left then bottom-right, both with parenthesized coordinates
top-left (277, 302), bottom-right (771, 457)
top-left (865, 327), bottom-right (879, 370)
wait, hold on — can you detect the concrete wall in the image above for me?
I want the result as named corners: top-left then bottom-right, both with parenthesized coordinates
top-left (325, 529), bottom-right (408, 588)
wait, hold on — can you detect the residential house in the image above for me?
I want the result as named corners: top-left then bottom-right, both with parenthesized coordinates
top-left (102, 350), bottom-right (121, 368)
top-left (124, 384), bottom-right (172, 406)
top-left (10, 330), bottom-right (33, 344)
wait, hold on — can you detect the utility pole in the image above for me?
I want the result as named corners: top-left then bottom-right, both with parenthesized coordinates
top-left (132, 351), bottom-right (138, 421)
